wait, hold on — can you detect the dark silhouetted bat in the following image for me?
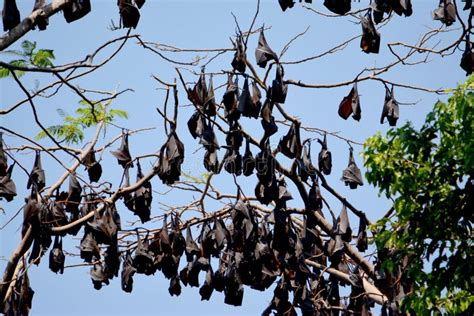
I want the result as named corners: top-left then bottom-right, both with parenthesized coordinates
top-left (324, 0), bottom-right (351, 15)
top-left (341, 148), bottom-right (364, 189)
top-left (432, 0), bottom-right (456, 26)
top-left (27, 151), bottom-right (45, 191)
top-left (360, 11), bottom-right (380, 54)
top-left (255, 29), bottom-right (278, 68)
top-left (317, 135), bottom-right (332, 175)
top-left (380, 85), bottom-right (399, 126)
top-left (118, 0), bottom-right (140, 28)
top-left (2, 0), bottom-right (20, 32)
top-left (111, 131), bottom-right (133, 168)
top-left (338, 83), bottom-right (361, 121)
top-left (63, 0), bottom-right (91, 23)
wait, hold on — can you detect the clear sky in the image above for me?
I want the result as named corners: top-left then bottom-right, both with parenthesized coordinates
top-left (0, 1), bottom-right (467, 315)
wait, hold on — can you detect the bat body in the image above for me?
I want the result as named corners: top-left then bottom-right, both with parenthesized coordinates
top-left (63, 0), bottom-right (91, 23)
top-left (2, 0), bottom-right (20, 32)
top-left (338, 83), bottom-right (361, 121)
top-left (255, 29), bottom-right (278, 68)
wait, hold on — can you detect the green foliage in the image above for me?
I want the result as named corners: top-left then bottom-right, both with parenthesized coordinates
top-left (364, 77), bottom-right (474, 315)
top-left (0, 40), bottom-right (55, 78)
top-left (35, 100), bottom-right (128, 145)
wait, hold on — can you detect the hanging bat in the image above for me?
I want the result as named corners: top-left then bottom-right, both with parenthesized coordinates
top-left (341, 148), bottom-right (364, 189)
top-left (380, 85), bottom-right (399, 126)
top-left (432, 0), bottom-right (456, 26)
top-left (2, 0), bottom-right (20, 32)
top-left (255, 29), bottom-right (278, 68)
top-left (118, 0), bottom-right (140, 29)
top-left (27, 151), bottom-right (45, 191)
top-left (111, 131), bottom-right (133, 168)
top-left (323, 0), bottom-right (351, 15)
top-left (278, 122), bottom-right (302, 159)
top-left (271, 64), bottom-right (288, 104)
top-left (63, 0), bottom-right (91, 23)
top-left (338, 82), bottom-right (361, 121)
top-left (360, 10), bottom-right (381, 54)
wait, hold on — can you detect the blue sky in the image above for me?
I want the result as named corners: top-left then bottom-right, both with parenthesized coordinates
top-left (0, 1), bottom-right (467, 315)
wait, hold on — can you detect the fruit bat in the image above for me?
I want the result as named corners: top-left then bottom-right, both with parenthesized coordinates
top-left (133, 233), bottom-right (155, 275)
top-left (324, 0), bottom-right (351, 15)
top-left (380, 85), bottom-right (399, 126)
top-left (157, 131), bottom-right (185, 185)
top-left (122, 167), bottom-right (135, 212)
top-left (2, 0), bottom-right (20, 32)
top-left (27, 151), bottom-right (45, 191)
top-left (278, 0), bottom-right (295, 11)
top-left (134, 0), bottom-right (145, 9)
top-left (80, 232), bottom-right (100, 262)
top-left (335, 205), bottom-right (352, 242)
top-left (278, 122), bottom-right (302, 159)
top-left (242, 137), bottom-right (255, 177)
top-left (169, 276), bottom-right (182, 296)
top-left (83, 149), bottom-right (102, 183)
top-left (159, 216), bottom-right (171, 253)
top-left (15, 271), bottom-right (35, 315)
top-left (0, 163), bottom-right (17, 202)
top-left (338, 83), bottom-right (361, 121)
top-left (317, 135), bottom-right (332, 175)
top-left (231, 35), bottom-right (246, 73)
top-left (391, 0), bottom-right (413, 17)
top-left (118, 0), bottom-right (140, 29)
top-left (188, 69), bottom-right (208, 106)
top-left (341, 148), bottom-right (364, 189)
top-left (185, 226), bottom-right (200, 262)
top-left (432, 0), bottom-right (456, 26)
top-left (308, 178), bottom-right (323, 211)
top-left (199, 119), bottom-right (219, 151)
top-left (44, 195), bottom-right (68, 228)
top-left (225, 124), bottom-right (243, 150)
top-left (87, 204), bottom-right (118, 245)
top-left (133, 160), bottom-right (152, 223)
top-left (250, 80), bottom-right (263, 118)
top-left (360, 11), bottom-right (381, 54)
top-left (49, 236), bottom-right (65, 274)
top-left (356, 217), bottom-right (368, 252)
top-left (63, 0), bottom-right (91, 23)
top-left (460, 37), bottom-right (474, 75)
top-left (22, 194), bottom-right (41, 237)
top-left (277, 177), bottom-right (293, 202)
top-left (223, 149), bottom-right (242, 176)
top-left (204, 75), bottom-right (218, 116)
top-left (214, 217), bottom-right (230, 250)
top-left (260, 99), bottom-right (278, 145)
top-left (121, 252), bottom-right (136, 293)
top-left (296, 140), bottom-right (317, 182)
top-left (32, 0), bottom-right (48, 30)
top-left (111, 131), bottom-right (133, 168)
top-left (204, 150), bottom-right (220, 173)
top-left (271, 64), bottom-right (288, 104)
top-left (104, 243), bottom-right (120, 279)
top-left (255, 29), bottom-right (279, 68)
top-left (187, 111), bottom-right (205, 139)
top-left (238, 77), bottom-right (254, 118)
top-left (222, 74), bottom-right (240, 123)
top-left (169, 216), bottom-right (186, 256)
top-left (199, 269), bottom-right (214, 301)
top-left (90, 262), bottom-right (110, 290)
top-left (0, 132), bottom-right (7, 176)
top-left (65, 172), bottom-right (82, 214)
top-left (255, 142), bottom-right (275, 185)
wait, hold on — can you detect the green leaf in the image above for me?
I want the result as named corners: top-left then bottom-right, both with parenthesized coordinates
top-left (21, 40), bottom-right (36, 56)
